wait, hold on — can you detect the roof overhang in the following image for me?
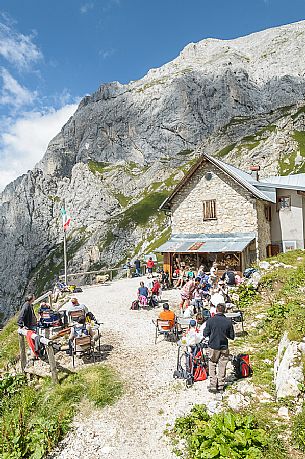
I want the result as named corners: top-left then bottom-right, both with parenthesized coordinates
top-left (155, 232), bottom-right (256, 253)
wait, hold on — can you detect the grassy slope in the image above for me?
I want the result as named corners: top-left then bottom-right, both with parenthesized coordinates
top-left (168, 250), bottom-right (305, 459)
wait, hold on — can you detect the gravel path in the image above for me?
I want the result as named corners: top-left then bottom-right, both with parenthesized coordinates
top-left (51, 276), bottom-right (214, 459)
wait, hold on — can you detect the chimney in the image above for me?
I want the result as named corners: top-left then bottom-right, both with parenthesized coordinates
top-left (250, 165), bottom-right (260, 181)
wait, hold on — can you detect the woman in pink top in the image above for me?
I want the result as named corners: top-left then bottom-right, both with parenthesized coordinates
top-left (179, 278), bottom-right (200, 311)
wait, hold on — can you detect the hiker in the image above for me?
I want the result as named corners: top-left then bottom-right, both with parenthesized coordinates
top-left (126, 259), bottom-right (132, 278)
top-left (151, 278), bottom-right (161, 297)
top-left (146, 257), bottom-right (155, 277)
top-left (134, 258), bottom-right (141, 276)
top-left (221, 265), bottom-right (236, 286)
top-left (179, 277), bottom-right (200, 311)
top-left (203, 303), bottom-right (235, 394)
top-left (158, 303), bottom-right (175, 329)
top-left (138, 281), bottom-right (149, 306)
top-left (68, 316), bottom-right (98, 355)
top-left (17, 294), bottom-right (37, 330)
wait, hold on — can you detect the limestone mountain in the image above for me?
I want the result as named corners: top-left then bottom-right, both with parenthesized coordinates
top-left (1, 20), bottom-right (305, 320)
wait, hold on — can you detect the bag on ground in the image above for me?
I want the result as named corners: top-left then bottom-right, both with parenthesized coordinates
top-left (232, 353), bottom-right (253, 378)
top-left (131, 299), bottom-right (140, 310)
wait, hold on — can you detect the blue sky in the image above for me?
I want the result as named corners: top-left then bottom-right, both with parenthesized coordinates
top-left (0, 0), bottom-right (304, 190)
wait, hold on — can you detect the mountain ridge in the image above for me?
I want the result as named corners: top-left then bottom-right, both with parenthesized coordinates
top-left (1, 21), bottom-right (305, 320)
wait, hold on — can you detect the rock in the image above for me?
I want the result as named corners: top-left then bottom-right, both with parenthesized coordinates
top-left (298, 343), bottom-right (305, 354)
top-left (226, 393), bottom-right (251, 411)
top-left (274, 332), bottom-right (304, 399)
top-left (278, 406), bottom-right (289, 419)
top-left (235, 380), bottom-right (257, 396)
top-left (259, 261), bottom-right (271, 270)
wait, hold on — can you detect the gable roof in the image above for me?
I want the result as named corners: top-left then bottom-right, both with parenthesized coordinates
top-left (160, 153), bottom-right (275, 210)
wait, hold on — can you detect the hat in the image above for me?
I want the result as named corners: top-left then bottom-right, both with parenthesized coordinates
top-left (190, 319), bottom-right (196, 327)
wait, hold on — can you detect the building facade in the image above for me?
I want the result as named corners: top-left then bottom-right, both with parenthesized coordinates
top-left (157, 154), bottom-right (305, 276)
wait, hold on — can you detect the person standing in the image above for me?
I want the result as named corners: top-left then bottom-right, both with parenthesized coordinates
top-left (146, 257), bottom-right (155, 277)
top-left (134, 258), bottom-right (141, 276)
top-left (17, 294), bottom-right (37, 329)
top-left (203, 303), bottom-right (235, 394)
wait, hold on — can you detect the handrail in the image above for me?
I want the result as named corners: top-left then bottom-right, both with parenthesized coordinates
top-left (33, 291), bottom-right (53, 306)
top-left (58, 268), bottom-right (119, 279)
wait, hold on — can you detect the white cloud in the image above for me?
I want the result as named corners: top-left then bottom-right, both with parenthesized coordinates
top-left (80, 2), bottom-right (94, 14)
top-left (0, 16), bottom-right (42, 69)
top-left (0, 68), bottom-right (36, 108)
top-left (99, 48), bottom-right (116, 59)
top-left (0, 104), bottom-right (78, 191)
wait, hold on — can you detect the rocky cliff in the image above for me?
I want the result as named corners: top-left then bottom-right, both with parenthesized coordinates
top-left (1, 20), bottom-right (305, 320)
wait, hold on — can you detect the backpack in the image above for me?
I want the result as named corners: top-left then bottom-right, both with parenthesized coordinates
top-left (232, 354), bottom-right (253, 378)
top-left (130, 300), bottom-right (140, 310)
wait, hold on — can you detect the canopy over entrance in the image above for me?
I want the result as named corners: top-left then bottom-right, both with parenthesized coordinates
top-left (155, 232), bottom-right (256, 254)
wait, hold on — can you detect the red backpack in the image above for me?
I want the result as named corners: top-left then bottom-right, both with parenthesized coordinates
top-left (232, 353), bottom-right (253, 378)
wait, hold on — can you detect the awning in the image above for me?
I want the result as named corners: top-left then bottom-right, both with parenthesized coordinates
top-left (155, 232), bottom-right (256, 253)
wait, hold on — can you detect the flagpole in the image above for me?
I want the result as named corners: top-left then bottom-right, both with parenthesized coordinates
top-left (63, 229), bottom-right (68, 285)
top-left (61, 200), bottom-right (68, 285)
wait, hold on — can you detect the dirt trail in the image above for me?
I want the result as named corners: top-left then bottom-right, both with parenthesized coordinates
top-left (51, 277), bottom-right (212, 459)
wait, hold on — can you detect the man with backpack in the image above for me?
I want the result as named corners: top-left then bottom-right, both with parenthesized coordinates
top-left (203, 303), bottom-right (235, 394)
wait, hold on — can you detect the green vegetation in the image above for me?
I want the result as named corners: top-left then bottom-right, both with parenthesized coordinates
top-left (167, 405), bottom-right (286, 459)
top-left (118, 190), bottom-right (169, 228)
top-left (0, 367), bottom-right (122, 459)
top-left (47, 195), bottom-right (61, 203)
top-left (177, 149), bottom-right (194, 156)
top-left (113, 192), bottom-right (132, 208)
top-left (292, 404), bottom-right (305, 452)
top-left (279, 130), bottom-right (305, 175)
top-left (291, 105), bottom-right (305, 120)
top-left (215, 143), bottom-right (237, 158)
top-left (0, 316), bottom-right (19, 369)
top-left (88, 160), bottom-right (110, 174)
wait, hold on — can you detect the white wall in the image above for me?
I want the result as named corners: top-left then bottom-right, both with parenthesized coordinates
top-left (271, 189), bottom-right (304, 249)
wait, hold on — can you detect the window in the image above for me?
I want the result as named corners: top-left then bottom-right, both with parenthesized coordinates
top-left (277, 196), bottom-right (291, 211)
top-left (264, 205), bottom-right (272, 221)
top-left (203, 199), bottom-right (217, 220)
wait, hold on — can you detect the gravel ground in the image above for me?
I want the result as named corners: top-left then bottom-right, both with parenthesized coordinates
top-left (50, 276), bottom-right (218, 459)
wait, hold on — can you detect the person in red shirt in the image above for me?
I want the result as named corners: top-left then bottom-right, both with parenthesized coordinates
top-left (151, 279), bottom-right (161, 296)
top-left (146, 257), bottom-right (155, 277)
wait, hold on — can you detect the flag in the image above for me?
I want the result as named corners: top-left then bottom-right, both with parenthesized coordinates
top-left (61, 207), bottom-right (71, 231)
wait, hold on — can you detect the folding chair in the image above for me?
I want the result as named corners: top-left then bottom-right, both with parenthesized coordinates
top-left (176, 317), bottom-right (191, 335)
top-left (153, 319), bottom-right (177, 344)
top-left (68, 309), bottom-right (85, 323)
top-left (72, 335), bottom-right (95, 367)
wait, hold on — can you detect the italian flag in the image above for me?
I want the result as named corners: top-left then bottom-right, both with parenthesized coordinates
top-left (61, 207), bottom-right (71, 231)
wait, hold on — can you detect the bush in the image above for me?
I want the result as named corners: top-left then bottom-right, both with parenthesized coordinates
top-left (168, 405), bottom-right (286, 459)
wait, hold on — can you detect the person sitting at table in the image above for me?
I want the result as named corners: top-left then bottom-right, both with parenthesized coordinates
top-left (158, 303), bottom-right (175, 330)
top-left (151, 278), bottom-right (161, 297)
top-left (68, 316), bottom-right (99, 354)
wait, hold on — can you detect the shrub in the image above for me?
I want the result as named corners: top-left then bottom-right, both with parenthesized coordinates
top-left (292, 404), bottom-right (305, 451)
top-left (168, 405), bottom-right (286, 459)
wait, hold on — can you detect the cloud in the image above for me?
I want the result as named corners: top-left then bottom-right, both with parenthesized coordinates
top-left (0, 68), bottom-right (36, 108)
top-left (0, 104), bottom-right (78, 191)
top-left (80, 2), bottom-right (94, 14)
top-left (99, 48), bottom-right (116, 59)
top-left (0, 14), bottom-right (42, 69)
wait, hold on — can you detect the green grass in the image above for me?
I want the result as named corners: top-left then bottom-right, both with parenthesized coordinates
top-left (0, 366), bottom-right (122, 458)
top-left (279, 131), bottom-right (305, 175)
top-left (177, 149), bottom-right (194, 156)
top-left (88, 160), bottom-right (110, 174)
top-left (215, 143), bottom-right (237, 158)
top-left (113, 192), bottom-right (132, 208)
top-left (0, 316), bottom-right (19, 369)
top-left (291, 105), bottom-right (305, 120)
top-left (118, 190), bottom-right (170, 228)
